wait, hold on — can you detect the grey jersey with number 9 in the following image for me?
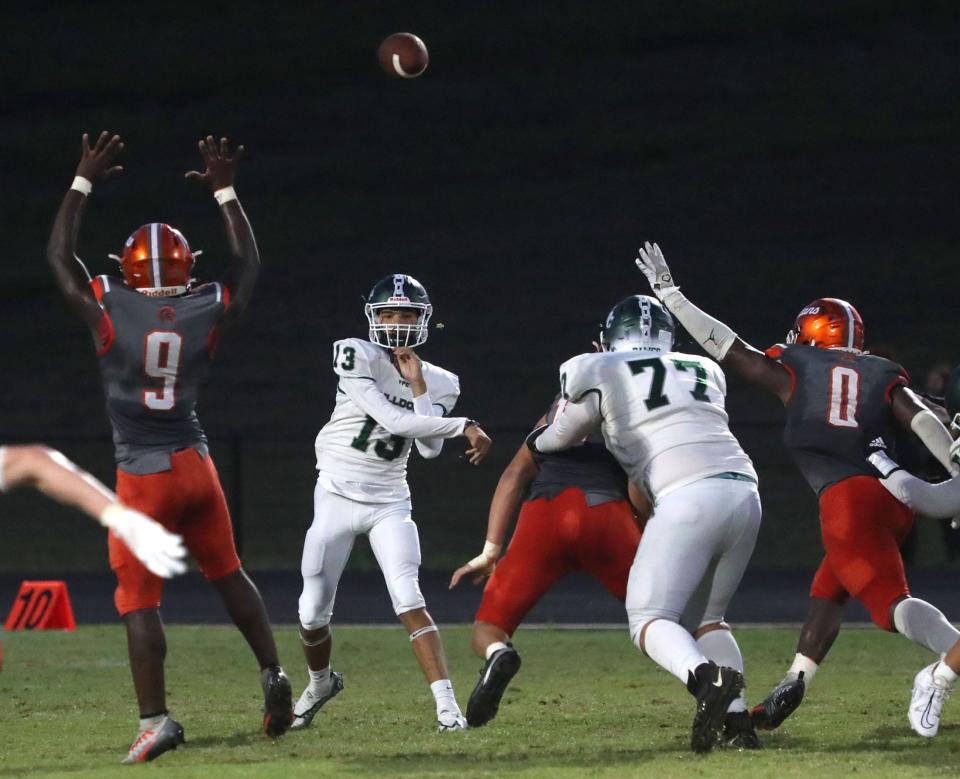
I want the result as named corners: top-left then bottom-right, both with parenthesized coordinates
top-left (90, 275), bottom-right (229, 475)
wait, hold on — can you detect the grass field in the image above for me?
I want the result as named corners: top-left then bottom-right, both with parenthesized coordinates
top-left (2, 625), bottom-right (959, 778)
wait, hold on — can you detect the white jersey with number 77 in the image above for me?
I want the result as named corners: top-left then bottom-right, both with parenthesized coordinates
top-left (556, 350), bottom-right (756, 502)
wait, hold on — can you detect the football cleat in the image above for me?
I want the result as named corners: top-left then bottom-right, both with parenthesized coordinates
top-left (722, 710), bottom-right (762, 750)
top-left (750, 673), bottom-right (806, 731)
top-left (687, 662), bottom-right (745, 754)
top-left (437, 709), bottom-right (468, 733)
top-left (291, 671), bottom-right (344, 730)
top-left (909, 661), bottom-right (953, 738)
top-left (466, 644), bottom-right (522, 727)
top-left (121, 717), bottom-right (185, 764)
top-left (261, 666), bottom-right (294, 738)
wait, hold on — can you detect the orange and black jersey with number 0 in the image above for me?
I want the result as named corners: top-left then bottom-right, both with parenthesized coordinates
top-left (765, 344), bottom-right (909, 495)
top-left (89, 276), bottom-right (230, 475)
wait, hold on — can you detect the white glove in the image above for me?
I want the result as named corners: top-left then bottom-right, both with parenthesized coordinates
top-left (100, 503), bottom-right (188, 578)
top-left (868, 450), bottom-right (901, 479)
top-left (635, 241), bottom-right (678, 300)
top-left (449, 541), bottom-right (501, 588)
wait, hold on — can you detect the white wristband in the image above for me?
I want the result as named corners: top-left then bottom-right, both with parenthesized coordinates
top-left (214, 186), bottom-right (237, 205)
top-left (482, 540), bottom-right (501, 558)
top-left (98, 502), bottom-right (126, 529)
top-left (71, 176), bottom-right (93, 196)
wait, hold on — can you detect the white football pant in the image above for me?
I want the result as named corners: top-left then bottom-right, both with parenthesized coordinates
top-left (299, 481), bottom-right (425, 629)
top-left (627, 477), bottom-right (761, 643)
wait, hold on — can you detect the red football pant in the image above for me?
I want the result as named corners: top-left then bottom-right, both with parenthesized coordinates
top-left (475, 488), bottom-right (642, 636)
top-left (110, 448), bottom-right (241, 616)
top-left (809, 475), bottom-right (914, 631)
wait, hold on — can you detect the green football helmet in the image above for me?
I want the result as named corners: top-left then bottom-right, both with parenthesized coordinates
top-left (599, 294), bottom-right (676, 353)
top-left (944, 364), bottom-right (960, 434)
top-left (364, 273), bottom-right (433, 347)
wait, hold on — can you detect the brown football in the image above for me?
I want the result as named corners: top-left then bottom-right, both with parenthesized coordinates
top-left (378, 33), bottom-right (429, 79)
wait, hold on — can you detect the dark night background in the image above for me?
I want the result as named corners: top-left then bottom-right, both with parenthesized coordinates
top-left (1, 2), bottom-right (959, 620)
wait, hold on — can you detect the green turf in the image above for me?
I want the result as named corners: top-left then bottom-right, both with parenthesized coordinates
top-left (1, 625), bottom-right (959, 778)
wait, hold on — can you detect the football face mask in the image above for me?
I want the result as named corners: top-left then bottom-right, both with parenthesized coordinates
top-left (364, 273), bottom-right (433, 348)
top-left (600, 294), bottom-right (676, 353)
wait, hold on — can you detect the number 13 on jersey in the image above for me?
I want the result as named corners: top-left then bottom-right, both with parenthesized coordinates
top-left (142, 331), bottom-right (183, 411)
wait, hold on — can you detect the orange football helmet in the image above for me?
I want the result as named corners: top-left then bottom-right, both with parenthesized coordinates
top-left (787, 298), bottom-right (864, 351)
top-left (113, 223), bottom-right (197, 296)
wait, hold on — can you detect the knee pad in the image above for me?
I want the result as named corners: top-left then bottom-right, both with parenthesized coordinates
top-left (298, 589), bottom-right (333, 631)
top-left (390, 574), bottom-right (426, 616)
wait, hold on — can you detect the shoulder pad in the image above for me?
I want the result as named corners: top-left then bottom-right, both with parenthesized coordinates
top-left (90, 275), bottom-right (115, 303)
top-left (559, 352), bottom-right (603, 402)
top-left (764, 343), bottom-right (787, 360)
top-left (423, 363), bottom-right (460, 414)
top-left (333, 338), bottom-right (380, 379)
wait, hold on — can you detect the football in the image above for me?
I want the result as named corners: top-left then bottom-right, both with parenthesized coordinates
top-left (378, 32), bottom-right (429, 79)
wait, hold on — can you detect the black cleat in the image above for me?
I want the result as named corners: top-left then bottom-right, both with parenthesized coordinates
top-left (122, 717), bottom-right (185, 764)
top-left (750, 673), bottom-right (805, 731)
top-left (722, 710), bottom-right (762, 749)
top-left (688, 661), bottom-right (745, 754)
top-left (466, 644), bottom-right (522, 727)
top-left (261, 666), bottom-right (294, 738)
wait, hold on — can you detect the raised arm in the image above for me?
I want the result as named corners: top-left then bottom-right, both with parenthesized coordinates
top-left (636, 242), bottom-right (793, 402)
top-left (449, 418), bottom-right (545, 588)
top-left (47, 131), bottom-right (124, 329)
top-left (0, 445), bottom-right (185, 578)
top-left (185, 136), bottom-right (258, 326)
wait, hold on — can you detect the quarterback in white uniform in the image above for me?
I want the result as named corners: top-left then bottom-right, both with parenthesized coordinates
top-left (294, 274), bottom-right (491, 733)
top-left (528, 294), bottom-right (762, 753)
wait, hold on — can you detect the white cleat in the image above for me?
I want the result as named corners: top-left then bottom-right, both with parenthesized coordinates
top-left (909, 661), bottom-right (952, 738)
top-left (437, 709), bottom-right (468, 733)
top-left (291, 671), bottom-right (344, 730)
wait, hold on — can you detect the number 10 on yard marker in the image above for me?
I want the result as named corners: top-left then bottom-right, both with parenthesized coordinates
top-left (3, 580), bottom-right (76, 631)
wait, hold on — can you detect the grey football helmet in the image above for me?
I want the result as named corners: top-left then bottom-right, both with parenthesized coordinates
top-left (599, 295), bottom-right (676, 353)
top-left (364, 273), bottom-right (433, 348)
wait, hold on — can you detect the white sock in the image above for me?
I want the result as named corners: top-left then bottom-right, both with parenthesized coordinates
top-left (308, 665), bottom-right (331, 693)
top-left (893, 598), bottom-right (960, 655)
top-left (138, 714), bottom-right (166, 733)
top-left (485, 641), bottom-right (509, 659)
top-left (935, 661), bottom-right (959, 687)
top-left (641, 620), bottom-right (708, 685)
top-left (697, 629), bottom-right (746, 713)
top-left (785, 653), bottom-right (819, 686)
top-left (430, 678), bottom-right (460, 715)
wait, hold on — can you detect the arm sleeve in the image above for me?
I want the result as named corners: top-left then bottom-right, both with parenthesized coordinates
top-left (910, 408), bottom-right (960, 476)
top-left (339, 376), bottom-right (469, 439)
top-left (880, 469), bottom-right (960, 519)
top-left (660, 288), bottom-right (738, 361)
top-left (530, 394), bottom-right (602, 454)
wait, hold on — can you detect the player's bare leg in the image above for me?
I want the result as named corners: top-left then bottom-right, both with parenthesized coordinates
top-left (399, 607), bottom-right (467, 731)
top-left (752, 597), bottom-right (841, 731)
top-left (465, 620), bottom-right (522, 728)
top-left (120, 609), bottom-right (185, 763)
top-left (212, 569), bottom-right (293, 737)
top-left (291, 624), bottom-right (343, 730)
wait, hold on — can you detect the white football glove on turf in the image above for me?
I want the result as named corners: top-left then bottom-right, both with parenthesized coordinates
top-left (635, 241), bottom-right (678, 299)
top-left (100, 504), bottom-right (188, 578)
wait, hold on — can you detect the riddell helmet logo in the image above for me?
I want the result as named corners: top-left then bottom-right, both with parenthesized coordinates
top-left (158, 306), bottom-right (176, 324)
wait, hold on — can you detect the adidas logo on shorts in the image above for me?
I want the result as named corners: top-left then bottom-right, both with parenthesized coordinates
top-left (869, 437), bottom-right (886, 449)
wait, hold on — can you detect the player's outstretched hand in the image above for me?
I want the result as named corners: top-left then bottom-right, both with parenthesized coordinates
top-left (464, 422), bottom-right (492, 465)
top-left (101, 504), bottom-right (188, 578)
top-left (635, 241), bottom-right (677, 299)
top-left (449, 542), bottom-right (501, 588)
top-left (76, 131), bottom-right (124, 182)
top-left (185, 135), bottom-right (244, 191)
top-left (393, 347), bottom-right (424, 383)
